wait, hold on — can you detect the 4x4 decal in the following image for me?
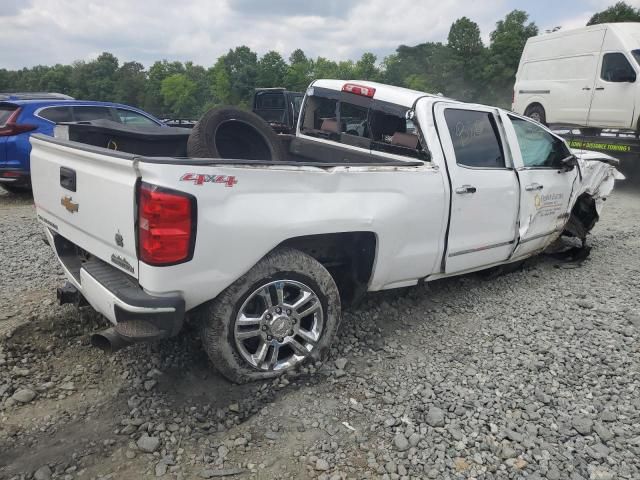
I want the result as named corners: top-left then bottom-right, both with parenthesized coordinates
top-left (180, 173), bottom-right (237, 187)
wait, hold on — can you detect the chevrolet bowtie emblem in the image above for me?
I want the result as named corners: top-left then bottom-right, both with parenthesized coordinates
top-left (61, 195), bottom-right (79, 213)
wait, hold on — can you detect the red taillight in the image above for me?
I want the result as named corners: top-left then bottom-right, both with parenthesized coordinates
top-left (2, 171), bottom-right (22, 178)
top-left (138, 182), bottom-right (195, 265)
top-left (0, 108), bottom-right (37, 136)
top-left (342, 83), bottom-right (376, 98)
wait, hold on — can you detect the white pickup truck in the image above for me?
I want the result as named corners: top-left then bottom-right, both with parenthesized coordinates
top-left (30, 80), bottom-right (621, 383)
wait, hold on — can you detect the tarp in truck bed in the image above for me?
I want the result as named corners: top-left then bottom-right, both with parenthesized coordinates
top-left (61, 119), bottom-right (191, 157)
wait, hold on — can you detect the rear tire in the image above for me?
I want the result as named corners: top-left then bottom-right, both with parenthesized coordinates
top-left (197, 248), bottom-right (341, 384)
top-left (524, 104), bottom-right (546, 125)
top-left (187, 107), bottom-right (287, 161)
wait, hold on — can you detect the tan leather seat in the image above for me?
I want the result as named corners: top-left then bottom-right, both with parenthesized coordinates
top-left (391, 132), bottom-right (418, 149)
top-left (321, 119), bottom-right (339, 133)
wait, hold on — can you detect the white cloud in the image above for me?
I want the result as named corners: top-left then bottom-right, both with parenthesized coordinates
top-left (6, 0), bottom-right (634, 69)
top-left (0, 0), bottom-right (518, 68)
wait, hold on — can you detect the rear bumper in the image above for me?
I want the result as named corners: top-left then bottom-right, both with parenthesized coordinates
top-left (47, 229), bottom-right (184, 338)
top-left (0, 168), bottom-right (30, 185)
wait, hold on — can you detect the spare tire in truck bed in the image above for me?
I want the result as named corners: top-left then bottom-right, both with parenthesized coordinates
top-left (187, 107), bottom-right (287, 161)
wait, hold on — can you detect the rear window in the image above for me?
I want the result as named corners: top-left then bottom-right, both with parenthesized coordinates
top-left (0, 105), bottom-right (17, 127)
top-left (39, 106), bottom-right (73, 123)
top-left (72, 106), bottom-right (114, 122)
top-left (300, 89), bottom-right (425, 159)
top-left (255, 93), bottom-right (285, 110)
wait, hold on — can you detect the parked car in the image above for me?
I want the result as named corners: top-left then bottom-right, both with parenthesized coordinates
top-left (30, 80), bottom-right (621, 384)
top-left (513, 23), bottom-right (640, 131)
top-left (0, 94), bottom-right (166, 193)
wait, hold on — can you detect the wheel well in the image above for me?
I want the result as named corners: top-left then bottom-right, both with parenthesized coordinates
top-left (525, 102), bottom-right (544, 114)
top-left (277, 232), bottom-right (377, 308)
top-left (564, 194), bottom-right (598, 240)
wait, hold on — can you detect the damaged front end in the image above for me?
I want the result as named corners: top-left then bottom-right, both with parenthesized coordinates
top-left (557, 150), bottom-right (625, 256)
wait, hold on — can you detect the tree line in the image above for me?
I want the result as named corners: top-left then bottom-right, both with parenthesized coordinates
top-left (1, 2), bottom-right (638, 119)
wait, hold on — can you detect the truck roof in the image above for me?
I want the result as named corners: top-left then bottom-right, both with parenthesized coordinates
top-left (311, 79), bottom-right (442, 109)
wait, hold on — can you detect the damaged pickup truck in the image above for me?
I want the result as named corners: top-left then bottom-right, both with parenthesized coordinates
top-left (30, 80), bottom-right (622, 383)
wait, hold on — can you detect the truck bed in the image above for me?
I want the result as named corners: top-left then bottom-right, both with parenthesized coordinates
top-left (45, 131), bottom-right (424, 168)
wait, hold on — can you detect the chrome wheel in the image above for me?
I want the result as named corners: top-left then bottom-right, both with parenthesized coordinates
top-left (234, 280), bottom-right (324, 372)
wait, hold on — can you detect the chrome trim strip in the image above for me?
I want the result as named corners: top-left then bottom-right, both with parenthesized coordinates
top-left (519, 90), bottom-right (550, 94)
top-left (448, 240), bottom-right (515, 257)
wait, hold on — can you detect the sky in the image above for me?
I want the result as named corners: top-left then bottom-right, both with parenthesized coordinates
top-left (0, 0), bottom-right (638, 70)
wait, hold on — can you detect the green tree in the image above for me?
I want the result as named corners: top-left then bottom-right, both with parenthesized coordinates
top-left (588, 1), bottom-right (640, 25)
top-left (210, 57), bottom-right (232, 105)
top-left (354, 53), bottom-right (379, 80)
top-left (72, 52), bottom-right (120, 101)
top-left (39, 64), bottom-right (73, 95)
top-left (486, 10), bottom-right (538, 106)
top-left (144, 60), bottom-right (185, 115)
top-left (212, 46), bottom-right (258, 107)
top-left (285, 49), bottom-right (313, 91)
top-left (114, 61), bottom-right (146, 107)
top-left (312, 57), bottom-right (339, 79)
top-left (161, 73), bottom-right (197, 117)
top-left (448, 17), bottom-right (483, 59)
top-left (257, 51), bottom-right (288, 87)
top-left (447, 17), bottom-right (487, 102)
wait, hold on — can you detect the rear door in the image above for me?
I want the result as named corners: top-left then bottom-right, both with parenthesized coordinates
top-left (434, 103), bottom-right (520, 274)
top-left (30, 135), bottom-right (140, 277)
top-left (502, 113), bottom-right (578, 258)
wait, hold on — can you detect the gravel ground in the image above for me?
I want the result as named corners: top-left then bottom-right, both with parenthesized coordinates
top-left (1, 182), bottom-right (639, 480)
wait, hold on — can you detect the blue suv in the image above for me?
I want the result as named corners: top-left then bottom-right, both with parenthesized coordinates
top-left (0, 93), bottom-right (166, 193)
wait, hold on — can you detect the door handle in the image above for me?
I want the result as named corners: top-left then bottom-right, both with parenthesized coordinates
top-left (60, 167), bottom-right (76, 192)
top-left (455, 185), bottom-right (477, 194)
top-left (582, 87), bottom-right (591, 91)
top-left (595, 87), bottom-right (605, 91)
top-left (525, 183), bottom-right (544, 191)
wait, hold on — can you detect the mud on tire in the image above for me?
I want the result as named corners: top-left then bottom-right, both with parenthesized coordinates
top-left (197, 248), bottom-right (341, 384)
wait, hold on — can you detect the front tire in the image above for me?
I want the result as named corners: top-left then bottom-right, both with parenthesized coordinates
top-left (198, 248), bottom-right (341, 383)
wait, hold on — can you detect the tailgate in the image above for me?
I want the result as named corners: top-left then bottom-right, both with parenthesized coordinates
top-left (30, 134), bottom-right (140, 278)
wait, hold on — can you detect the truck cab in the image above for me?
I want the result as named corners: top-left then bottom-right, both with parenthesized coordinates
top-left (252, 88), bottom-right (304, 134)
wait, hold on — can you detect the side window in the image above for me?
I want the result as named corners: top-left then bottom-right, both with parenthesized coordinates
top-left (300, 91), bottom-right (425, 159)
top-left (601, 53), bottom-right (636, 82)
top-left (509, 116), bottom-right (570, 168)
top-left (301, 95), bottom-right (338, 137)
top-left (39, 107), bottom-right (72, 123)
top-left (72, 106), bottom-right (115, 122)
top-left (116, 108), bottom-right (158, 127)
top-left (444, 109), bottom-right (505, 168)
top-left (341, 102), bottom-right (368, 137)
top-left (369, 105), bottom-right (423, 159)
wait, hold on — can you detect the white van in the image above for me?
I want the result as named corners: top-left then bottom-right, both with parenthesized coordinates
top-left (513, 23), bottom-right (640, 132)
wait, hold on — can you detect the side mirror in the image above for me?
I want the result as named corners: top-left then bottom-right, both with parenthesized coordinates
top-left (560, 154), bottom-right (578, 171)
